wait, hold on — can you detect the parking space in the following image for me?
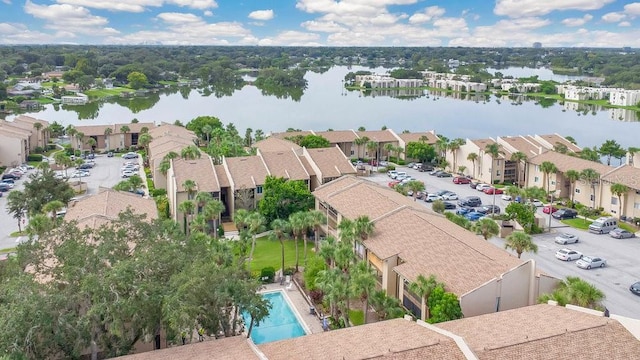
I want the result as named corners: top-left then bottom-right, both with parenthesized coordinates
top-left (367, 165), bottom-right (640, 317)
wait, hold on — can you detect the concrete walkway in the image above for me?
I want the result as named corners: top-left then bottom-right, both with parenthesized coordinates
top-left (260, 283), bottom-right (325, 334)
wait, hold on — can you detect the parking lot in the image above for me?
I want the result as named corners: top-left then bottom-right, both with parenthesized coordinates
top-left (1, 153), bottom-right (144, 250)
top-left (367, 164), bottom-right (640, 318)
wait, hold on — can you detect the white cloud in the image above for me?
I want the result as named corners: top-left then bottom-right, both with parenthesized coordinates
top-left (602, 12), bottom-right (626, 23)
top-left (432, 17), bottom-right (469, 37)
top-left (619, 21), bottom-right (631, 27)
top-left (2, 0), bottom-right (11, 4)
top-left (494, 0), bottom-right (614, 18)
top-left (296, 0), bottom-right (417, 16)
top-left (203, 10), bottom-right (212, 16)
top-left (24, 0), bottom-right (119, 36)
top-left (624, 2), bottom-right (640, 15)
top-left (157, 12), bottom-right (203, 24)
top-left (248, 9), bottom-right (274, 21)
top-left (561, 14), bottom-right (593, 26)
top-left (258, 31), bottom-right (321, 46)
top-left (55, 0), bottom-right (217, 12)
top-left (408, 6), bottom-right (445, 24)
top-left (301, 20), bottom-right (347, 33)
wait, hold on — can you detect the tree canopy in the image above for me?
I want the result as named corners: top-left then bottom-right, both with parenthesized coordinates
top-left (406, 142), bottom-right (437, 163)
top-left (258, 176), bottom-right (315, 225)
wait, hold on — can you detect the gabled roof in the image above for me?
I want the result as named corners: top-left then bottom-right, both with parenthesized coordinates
top-left (259, 150), bottom-right (309, 181)
top-left (397, 131), bottom-right (439, 145)
top-left (270, 130), bottom-right (314, 140)
top-left (253, 137), bottom-right (301, 152)
top-left (528, 150), bottom-right (612, 175)
top-left (313, 177), bottom-right (423, 221)
top-left (74, 123), bottom-right (155, 137)
top-left (601, 165), bottom-right (640, 190)
top-left (64, 188), bottom-right (157, 229)
top-left (224, 156), bottom-right (269, 189)
top-left (378, 209), bottom-right (522, 292)
top-left (214, 164), bottom-right (231, 188)
top-left (148, 123), bottom-right (195, 140)
top-left (305, 147), bottom-right (356, 179)
top-left (113, 336), bottom-right (259, 360)
top-left (315, 130), bottom-right (359, 143)
top-left (172, 157), bottom-right (220, 192)
top-left (0, 123), bottom-right (30, 138)
top-left (436, 304), bottom-right (640, 360)
top-left (11, 115), bottom-right (48, 127)
top-left (499, 136), bottom-right (543, 158)
top-left (259, 318), bottom-right (466, 360)
top-left (537, 134), bottom-right (581, 153)
top-left (358, 129), bottom-right (398, 143)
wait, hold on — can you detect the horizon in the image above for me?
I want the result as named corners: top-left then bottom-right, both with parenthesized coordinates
top-left (1, 1), bottom-right (640, 47)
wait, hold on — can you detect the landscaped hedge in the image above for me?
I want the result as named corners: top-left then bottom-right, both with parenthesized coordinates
top-left (27, 154), bottom-right (43, 162)
top-left (260, 267), bottom-right (275, 283)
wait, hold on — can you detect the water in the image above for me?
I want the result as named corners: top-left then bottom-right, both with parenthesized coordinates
top-left (10, 66), bottom-right (640, 149)
top-left (243, 291), bottom-right (306, 344)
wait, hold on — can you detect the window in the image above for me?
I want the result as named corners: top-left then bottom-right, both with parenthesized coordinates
top-left (534, 176), bottom-right (539, 183)
top-left (256, 186), bottom-right (263, 194)
top-left (590, 194), bottom-right (594, 201)
top-left (350, 149), bottom-right (354, 155)
top-left (551, 180), bottom-right (556, 185)
top-left (575, 188), bottom-right (581, 194)
top-left (611, 197), bottom-right (618, 205)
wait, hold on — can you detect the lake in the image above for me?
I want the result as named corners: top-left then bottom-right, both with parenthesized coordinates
top-left (11, 66), bottom-right (640, 149)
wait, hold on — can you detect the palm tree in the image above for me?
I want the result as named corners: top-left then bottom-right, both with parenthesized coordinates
top-left (33, 122), bottom-right (43, 148)
top-left (26, 213), bottom-right (53, 238)
top-left (138, 133), bottom-right (152, 154)
top-left (351, 261), bottom-right (377, 324)
top-left (504, 231), bottom-right (538, 259)
top-left (203, 200), bottom-right (225, 237)
top-left (540, 161), bottom-right (558, 194)
top-left (353, 215), bottom-right (374, 257)
top-left (194, 192), bottom-right (213, 215)
top-left (435, 137), bottom-right (449, 160)
top-left (473, 218), bottom-right (500, 240)
top-left (182, 179), bottom-right (197, 200)
top-left (86, 137), bottom-right (97, 152)
top-left (234, 208), bottom-right (250, 232)
top-left (120, 125), bottom-right (130, 148)
top-left (288, 212), bottom-right (306, 273)
top-left (201, 124), bottom-right (213, 144)
top-left (467, 152), bottom-right (478, 179)
top-left (271, 218), bottom-right (290, 277)
top-left (181, 145), bottom-right (201, 160)
top-left (178, 200), bottom-right (195, 235)
top-left (246, 212), bottom-right (265, 272)
top-left (75, 132), bottom-right (85, 151)
top-left (308, 210), bottom-right (327, 252)
top-left (104, 127), bottom-right (113, 150)
top-left (484, 143), bottom-right (503, 184)
top-left (538, 276), bottom-right (605, 310)
top-left (394, 145), bottom-right (404, 162)
top-left (383, 143), bottom-right (394, 161)
top-left (318, 235), bottom-right (337, 269)
top-left (448, 138), bottom-right (465, 173)
top-left (53, 152), bottom-right (71, 177)
top-left (580, 168), bottom-right (600, 208)
top-left (190, 215), bottom-right (208, 234)
top-left (299, 212), bottom-right (314, 267)
top-left (510, 151), bottom-right (527, 187)
top-left (159, 159), bottom-right (171, 176)
top-left (405, 180), bottom-right (425, 201)
top-left (42, 200), bottom-right (65, 220)
top-left (565, 170), bottom-right (581, 204)
top-left (409, 274), bottom-right (439, 320)
top-left (366, 141), bottom-right (378, 164)
top-left (353, 137), bottom-right (366, 160)
top-left (610, 183), bottom-right (629, 219)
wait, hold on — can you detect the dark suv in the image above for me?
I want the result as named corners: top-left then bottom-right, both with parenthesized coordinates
top-left (458, 196), bottom-right (482, 207)
top-left (418, 165), bottom-right (434, 172)
top-left (552, 208), bottom-right (578, 220)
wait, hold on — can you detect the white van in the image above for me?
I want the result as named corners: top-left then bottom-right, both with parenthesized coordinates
top-left (588, 217), bottom-right (618, 234)
top-left (387, 170), bottom-right (398, 178)
top-left (391, 171), bottom-right (407, 179)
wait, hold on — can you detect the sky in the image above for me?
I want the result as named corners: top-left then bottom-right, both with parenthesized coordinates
top-left (1, 0), bottom-right (640, 47)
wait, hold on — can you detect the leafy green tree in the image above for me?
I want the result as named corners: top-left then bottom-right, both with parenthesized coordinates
top-left (409, 274), bottom-right (439, 321)
top-left (540, 161), bottom-right (558, 194)
top-left (610, 183), bottom-right (629, 219)
top-left (22, 169), bottom-right (74, 215)
top-left (298, 134), bottom-right (330, 148)
top-left (406, 142), bottom-right (437, 163)
top-left (580, 168), bottom-right (601, 208)
top-left (538, 276), bottom-right (605, 310)
top-left (467, 152), bottom-right (478, 178)
top-left (186, 116), bottom-right (223, 140)
top-left (504, 231), bottom-right (538, 258)
top-left (473, 218), bottom-right (500, 240)
top-left (577, 146), bottom-right (601, 162)
top-left (565, 170), bottom-right (581, 204)
top-left (351, 261), bottom-right (377, 324)
top-left (246, 212), bottom-right (266, 272)
top-left (270, 218), bottom-right (290, 276)
top-left (505, 202), bottom-right (536, 234)
top-left (6, 190), bottom-right (28, 232)
top-left (427, 285), bottom-right (463, 323)
top-left (127, 71), bottom-right (148, 89)
top-left (258, 176), bottom-right (314, 225)
top-left (432, 199), bottom-right (446, 214)
top-left (599, 139), bottom-right (625, 166)
top-left (405, 180), bottom-right (425, 201)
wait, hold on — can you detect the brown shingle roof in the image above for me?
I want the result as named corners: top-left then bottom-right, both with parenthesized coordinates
top-left (0, 123), bottom-right (30, 138)
top-left (12, 115), bottom-right (48, 127)
top-left (601, 165), bottom-right (640, 190)
top-left (64, 188), bottom-right (158, 229)
top-left (538, 134), bottom-right (582, 153)
top-left (214, 164), bottom-right (231, 188)
top-left (369, 208), bottom-right (522, 293)
top-left (172, 157), bottom-right (220, 192)
top-left (270, 130), bottom-right (314, 139)
top-left (148, 123), bottom-right (195, 140)
top-left (436, 304), bottom-right (640, 360)
top-left (313, 175), bottom-right (361, 199)
top-left (305, 147), bottom-right (356, 179)
top-left (74, 123), bottom-right (155, 137)
top-left (113, 336), bottom-right (259, 360)
top-left (397, 131), bottom-right (439, 145)
top-left (358, 129), bottom-right (398, 143)
top-left (224, 156), bottom-right (269, 189)
top-left (253, 137), bottom-right (301, 153)
top-left (528, 151), bottom-right (613, 175)
top-left (298, 156), bottom-right (316, 177)
top-left (259, 318), bottom-right (466, 360)
top-left (500, 136), bottom-right (543, 158)
top-left (259, 150), bottom-right (309, 181)
top-left (315, 130), bottom-right (358, 143)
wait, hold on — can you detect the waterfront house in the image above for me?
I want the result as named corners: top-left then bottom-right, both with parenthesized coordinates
top-left (71, 122), bottom-right (155, 152)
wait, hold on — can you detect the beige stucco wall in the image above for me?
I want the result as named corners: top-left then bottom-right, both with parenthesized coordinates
top-left (601, 182), bottom-right (640, 219)
top-left (382, 255), bottom-right (398, 298)
top-left (459, 278), bottom-right (500, 317)
top-left (0, 134), bottom-right (26, 167)
top-left (498, 262), bottom-right (535, 312)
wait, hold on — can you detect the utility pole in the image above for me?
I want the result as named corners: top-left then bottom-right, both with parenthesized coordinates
top-left (548, 190), bottom-right (555, 233)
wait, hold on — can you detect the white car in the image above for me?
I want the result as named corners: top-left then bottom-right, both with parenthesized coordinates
top-left (476, 184), bottom-right (491, 192)
top-left (501, 194), bottom-right (512, 201)
top-left (400, 177), bottom-right (416, 183)
top-left (121, 165), bottom-right (140, 171)
top-left (529, 199), bottom-right (544, 207)
top-left (576, 256), bottom-right (606, 269)
top-left (387, 170), bottom-right (397, 178)
top-left (555, 248), bottom-right (582, 261)
top-left (121, 170), bottom-right (137, 178)
top-left (424, 194), bottom-right (442, 202)
top-left (71, 171), bottom-right (90, 178)
top-left (441, 192), bottom-right (458, 200)
top-left (555, 233), bottom-right (579, 245)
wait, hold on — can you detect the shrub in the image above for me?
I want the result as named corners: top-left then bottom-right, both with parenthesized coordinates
top-left (27, 154), bottom-right (43, 162)
top-left (283, 267), bottom-right (295, 276)
top-left (432, 200), bottom-right (445, 214)
top-left (303, 257), bottom-right (327, 291)
top-left (397, 159), bottom-right (406, 165)
top-left (309, 289), bottom-right (324, 304)
top-left (47, 144), bottom-right (57, 151)
top-left (217, 225), bottom-right (225, 238)
top-left (146, 178), bottom-right (155, 192)
top-left (34, 146), bottom-right (44, 154)
top-left (151, 188), bottom-right (166, 197)
top-left (386, 164), bottom-right (396, 171)
top-left (260, 267), bottom-right (275, 283)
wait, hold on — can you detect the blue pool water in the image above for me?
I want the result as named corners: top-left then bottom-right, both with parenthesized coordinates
top-left (243, 291), bottom-right (306, 344)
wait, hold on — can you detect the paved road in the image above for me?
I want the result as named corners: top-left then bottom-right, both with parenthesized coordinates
top-left (366, 165), bottom-right (640, 318)
top-left (1, 154), bottom-right (141, 250)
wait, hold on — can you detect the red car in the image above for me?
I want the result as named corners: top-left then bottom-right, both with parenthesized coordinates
top-left (453, 176), bottom-right (471, 184)
top-left (483, 187), bottom-right (504, 195)
top-left (388, 180), bottom-right (400, 188)
top-left (543, 205), bottom-right (558, 214)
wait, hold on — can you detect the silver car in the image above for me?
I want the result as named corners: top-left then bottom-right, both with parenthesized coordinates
top-left (609, 228), bottom-right (636, 239)
top-left (555, 248), bottom-right (582, 261)
top-left (576, 256), bottom-right (606, 269)
top-left (554, 233), bottom-right (579, 245)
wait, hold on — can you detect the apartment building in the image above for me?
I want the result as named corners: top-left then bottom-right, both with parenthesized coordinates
top-left (71, 122), bottom-right (155, 152)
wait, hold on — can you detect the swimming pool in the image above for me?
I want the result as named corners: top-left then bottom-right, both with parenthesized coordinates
top-left (243, 291), bottom-right (307, 344)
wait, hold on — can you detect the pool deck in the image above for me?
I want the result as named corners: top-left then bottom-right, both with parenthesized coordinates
top-left (260, 283), bottom-right (325, 335)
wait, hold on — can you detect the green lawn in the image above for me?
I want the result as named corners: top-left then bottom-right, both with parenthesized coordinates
top-left (85, 87), bottom-right (134, 98)
top-left (561, 218), bottom-right (592, 230)
top-left (250, 237), bottom-right (316, 271)
top-left (619, 222), bottom-right (638, 233)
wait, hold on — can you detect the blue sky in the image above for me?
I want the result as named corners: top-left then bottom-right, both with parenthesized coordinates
top-left (1, 0), bottom-right (640, 46)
